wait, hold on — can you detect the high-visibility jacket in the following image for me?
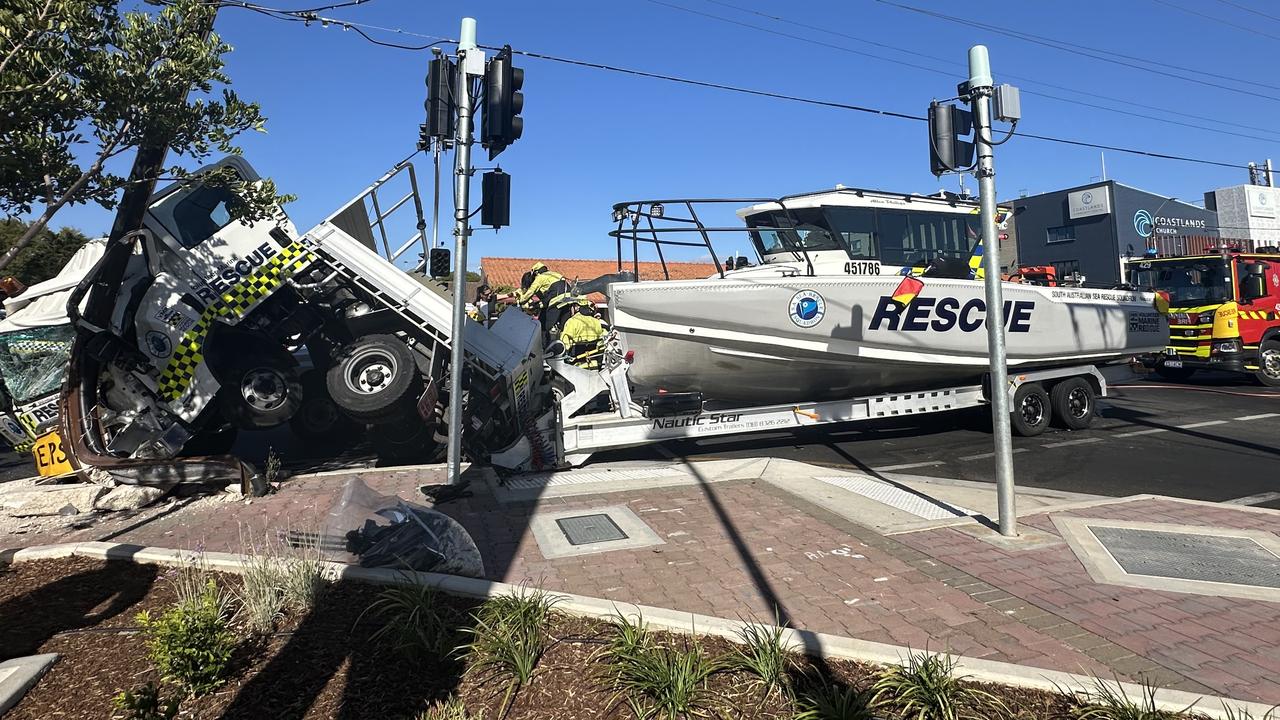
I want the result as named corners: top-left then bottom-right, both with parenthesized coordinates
top-left (516, 270), bottom-right (565, 309)
top-left (559, 313), bottom-right (606, 368)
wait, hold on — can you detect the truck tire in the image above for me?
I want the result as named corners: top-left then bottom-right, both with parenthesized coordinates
top-left (218, 353), bottom-right (303, 430)
top-left (290, 371), bottom-right (361, 444)
top-left (1050, 377), bottom-right (1095, 430)
top-left (1010, 382), bottom-right (1051, 437)
top-left (326, 334), bottom-right (422, 423)
top-left (1256, 339), bottom-right (1280, 388)
top-left (1155, 364), bottom-right (1195, 382)
top-left (372, 418), bottom-right (437, 463)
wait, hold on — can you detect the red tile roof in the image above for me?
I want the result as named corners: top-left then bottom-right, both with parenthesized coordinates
top-left (480, 257), bottom-right (718, 302)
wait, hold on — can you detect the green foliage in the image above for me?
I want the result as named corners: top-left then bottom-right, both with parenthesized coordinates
top-left (416, 696), bottom-right (473, 720)
top-left (0, 0), bottom-right (292, 265)
top-left (236, 528), bottom-right (328, 634)
top-left (461, 587), bottom-right (560, 713)
top-left (870, 650), bottom-right (1006, 720)
top-left (278, 532), bottom-right (327, 613)
top-left (605, 634), bottom-right (724, 720)
top-left (1220, 704), bottom-right (1279, 720)
top-left (360, 581), bottom-right (456, 661)
top-left (794, 680), bottom-right (876, 720)
top-left (136, 579), bottom-right (236, 696)
top-left (607, 611), bottom-right (653, 660)
top-left (1065, 677), bottom-right (1195, 720)
top-left (0, 219), bottom-right (91, 285)
top-left (730, 619), bottom-right (795, 699)
top-left (110, 682), bottom-right (179, 720)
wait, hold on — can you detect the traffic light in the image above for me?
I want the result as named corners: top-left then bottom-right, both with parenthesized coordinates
top-left (428, 247), bottom-right (451, 278)
top-left (481, 170), bottom-right (511, 228)
top-left (482, 45), bottom-right (524, 160)
top-left (927, 101), bottom-right (974, 177)
top-left (424, 56), bottom-right (455, 143)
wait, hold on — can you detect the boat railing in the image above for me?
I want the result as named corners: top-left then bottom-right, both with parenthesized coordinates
top-left (608, 198), bottom-right (817, 280)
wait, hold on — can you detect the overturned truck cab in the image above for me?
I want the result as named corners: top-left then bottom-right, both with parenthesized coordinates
top-left (58, 157), bottom-right (546, 492)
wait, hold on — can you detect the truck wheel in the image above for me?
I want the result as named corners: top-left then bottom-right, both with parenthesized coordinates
top-left (326, 334), bottom-right (421, 423)
top-left (1256, 339), bottom-right (1280, 388)
top-left (218, 354), bottom-right (303, 430)
top-left (1155, 365), bottom-right (1195, 382)
top-left (290, 371), bottom-right (361, 444)
top-left (1050, 377), bottom-right (1095, 430)
top-left (372, 418), bottom-right (437, 464)
top-left (1010, 382), bottom-right (1051, 437)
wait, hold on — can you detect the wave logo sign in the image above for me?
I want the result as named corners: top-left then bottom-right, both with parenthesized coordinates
top-left (1081, 191), bottom-right (1093, 205)
top-left (1134, 209), bottom-right (1155, 238)
top-left (789, 289), bottom-right (826, 328)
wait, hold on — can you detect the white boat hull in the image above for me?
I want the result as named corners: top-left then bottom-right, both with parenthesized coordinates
top-left (609, 276), bottom-right (1167, 404)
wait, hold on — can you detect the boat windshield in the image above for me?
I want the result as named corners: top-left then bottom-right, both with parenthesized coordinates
top-left (745, 205), bottom-right (979, 265)
top-left (1128, 257), bottom-right (1233, 307)
top-left (0, 325), bottom-right (75, 404)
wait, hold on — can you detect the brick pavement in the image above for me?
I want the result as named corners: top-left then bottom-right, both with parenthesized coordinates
top-left (6, 466), bottom-right (1279, 705)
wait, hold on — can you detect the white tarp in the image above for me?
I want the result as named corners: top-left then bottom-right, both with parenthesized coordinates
top-left (0, 239), bottom-right (106, 332)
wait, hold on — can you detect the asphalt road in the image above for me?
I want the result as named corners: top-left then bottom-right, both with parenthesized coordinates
top-left (3, 371), bottom-right (1277, 506)
top-left (596, 371), bottom-right (1280, 506)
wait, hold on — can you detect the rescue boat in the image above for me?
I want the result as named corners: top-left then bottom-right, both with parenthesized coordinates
top-left (604, 190), bottom-right (1168, 404)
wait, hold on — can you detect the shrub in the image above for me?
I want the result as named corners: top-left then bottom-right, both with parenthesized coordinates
top-left (794, 679), bottom-right (876, 720)
top-left (461, 587), bottom-right (560, 712)
top-left (416, 696), bottom-right (472, 720)
top-left (608, 611), bottom-right (653, 659)
top-left (870, 650), bottom-right (1006, 720)
top-left (110, 683), bottom-right (180, 720)
top-left (360, 581), bottom-right (456, 661)
top-left (1066, 677), bottom-right (1195, 720)
top-left (1220, 704), bottom-right (1280, 720)
top-left (278, 532), bottom-right (327, 613)
top-left (236, 531), bottom-right (285, 635)
top-left (136, 579), bottom-right (237, 696)
top-left (606, 635), bottom-right (724, 720)
top-left (730, 619), bottom-right (795, 699)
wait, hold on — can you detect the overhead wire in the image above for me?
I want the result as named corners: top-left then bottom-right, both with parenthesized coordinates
top-left (874, 0), bottom-right (1280, 99)
top-left (211, 0), bottom-right (1253, 170)
top-left (646, 0), bottom-right (1280, 143)
top-left (1210, 0), bottom-right (1280, 24)
top-left (1149, 0), bottom-right (1280, 41)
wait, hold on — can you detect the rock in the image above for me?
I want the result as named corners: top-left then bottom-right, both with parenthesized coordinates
top-left (93, 485), bottom-right (166, 512)
top-left (1, 484), bottom-right (107, 517)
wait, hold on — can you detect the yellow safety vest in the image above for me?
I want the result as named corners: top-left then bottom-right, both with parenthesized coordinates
top-left (559, 313), bottom-right (606, 367)
top-left (516, 271), bottom-right (564, 308)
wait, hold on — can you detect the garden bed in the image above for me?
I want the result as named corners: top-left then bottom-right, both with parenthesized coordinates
top-left (0, 556), bottom-right (1222, 719)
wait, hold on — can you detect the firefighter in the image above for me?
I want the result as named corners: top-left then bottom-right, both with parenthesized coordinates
top-left (503, 262), bottom-right (571, 336)
top-left (558, 299), bottom-right (607, 369)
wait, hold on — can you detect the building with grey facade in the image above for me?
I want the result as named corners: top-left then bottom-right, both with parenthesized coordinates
top-left (1010, 181), bottom-right (1219, 285)
top-left (1205, 184), bottom-right (1280, 249)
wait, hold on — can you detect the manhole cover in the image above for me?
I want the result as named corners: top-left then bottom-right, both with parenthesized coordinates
top-left (1091, 526), bottom-right (1280, 588)
top-left (556, 513), bottom-right (628, 546)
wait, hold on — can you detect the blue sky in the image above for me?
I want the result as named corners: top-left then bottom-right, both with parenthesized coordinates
top-left (50, 0), bottom-right (1280, 266)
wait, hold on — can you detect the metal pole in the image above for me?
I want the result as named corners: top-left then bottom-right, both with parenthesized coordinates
top-left (433, 141), bottom-right (442, 249)
top-left (446, 17), bottom-right (478, 487)
top-left (1267, 158), bottom-right (1275, 188)
top-left (969, 45), bottom-right (1017, 537)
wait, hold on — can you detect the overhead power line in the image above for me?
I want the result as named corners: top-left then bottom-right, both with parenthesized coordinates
top-left (875, 0), bottom-right (1280, 101)
top-left (645, 0), bottom-right (1280, 143)
top-left (1150, 0), bottom-right (1280, 41)
top-left (213, 1), bottom-right (1252, 170)
top-left (1210, 0), bottom-right (1280, 24)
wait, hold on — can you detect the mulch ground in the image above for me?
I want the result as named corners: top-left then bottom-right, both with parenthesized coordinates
top-left (0, 557), bottom-right (1186, 720)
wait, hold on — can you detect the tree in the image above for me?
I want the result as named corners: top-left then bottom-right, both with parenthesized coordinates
top-left (0, 0), bottom-right (293, 270)
top-left (0, 219), bottom-right (91, 285)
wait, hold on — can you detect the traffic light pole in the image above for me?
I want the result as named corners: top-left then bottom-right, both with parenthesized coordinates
top-left (968, 45), bottom-right (1017, 537)
top-left (446, 17), bottom-right (478, 487)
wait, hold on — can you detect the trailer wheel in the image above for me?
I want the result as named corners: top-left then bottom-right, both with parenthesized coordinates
top-left (290, 371), bottom-right (362, 443)
top-left (327, 334), bottom-right (421, 423)
top-left (1255, 339), bottom-right (1280, 388)
top-left (218, 353), bottom-right (303, 430)
top-left (1010, 382), bottom-right (1051, 437)
top-left (1050, 377), bottom-right (1095, 430)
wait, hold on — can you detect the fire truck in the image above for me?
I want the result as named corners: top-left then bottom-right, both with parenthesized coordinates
top-left (1127, 246), bottom-right (1280, 386)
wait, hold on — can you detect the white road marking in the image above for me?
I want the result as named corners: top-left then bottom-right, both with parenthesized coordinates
top-left (1040, 437), bottom-right (1104, 449)
top-left (958, 448), bottom-right (1029, 462)
top-left (1234, 413), bottom-right (1280, 422)
top-left (871, 460), bottom-right (946, 472)
top-left (1115, 428), bottom-right (1168, 437)
top-left (1176, 420), bottom-right (1229, 429)
top-left (1223, 491), bottom-right (1280, 507)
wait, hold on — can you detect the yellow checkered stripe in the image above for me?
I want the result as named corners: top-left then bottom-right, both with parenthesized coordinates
top-left (968, 239), bottom-right (985, 279)
top-left (1239, 310), bottom-right (1277, 321)
top-left (156, 242), bottom-right (315, 401)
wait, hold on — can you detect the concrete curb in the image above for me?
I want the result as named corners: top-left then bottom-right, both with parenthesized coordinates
top-left (0, 653), bottom-right (59, 716)
top-left (3, 541), bottom-right (1274, 718)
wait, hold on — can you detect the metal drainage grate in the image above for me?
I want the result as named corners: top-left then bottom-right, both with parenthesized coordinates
top-left (1091, 526), bottom-right (1280, 588)
top-left (556, 513), bottom-right (628, 546)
